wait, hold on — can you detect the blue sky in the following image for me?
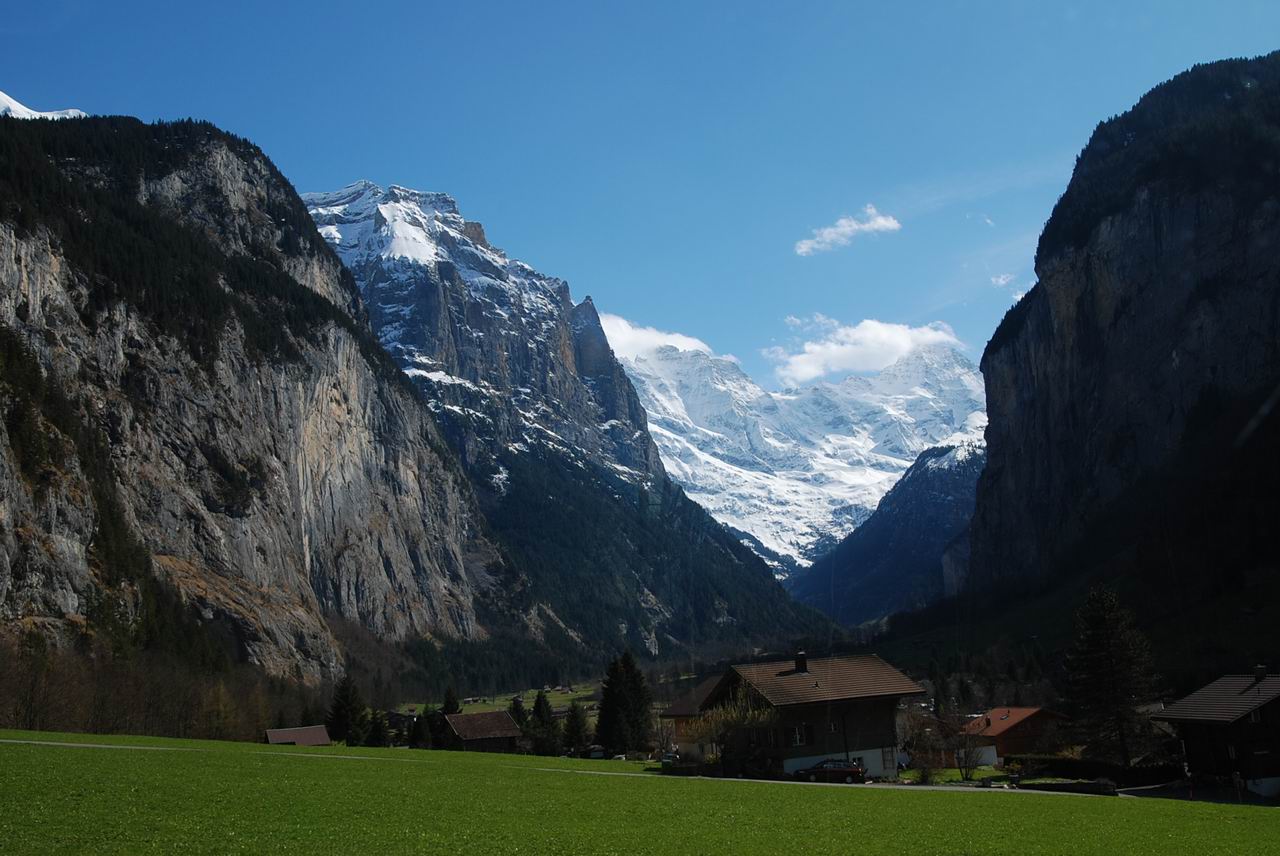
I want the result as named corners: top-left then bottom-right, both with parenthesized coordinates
top-left (5, 1), bottom-right (1279, 386)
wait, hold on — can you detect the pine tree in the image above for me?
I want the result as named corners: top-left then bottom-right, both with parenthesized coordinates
top-left (1065, 586), bottom-right (1158, 767)
top-left (529, 690), bottom-right (561, 756)
top-left (594, 656), bottom-right (632, 755)
top-left (508, 695), bottom-right (528, 728)
top-left (619, 651), bottom-right (653, 751)
top-left (441, 686), bottom-right (462, 715)
top-left (325, 675), bottom-right (367, 744)
top-left (364, 711), bottom-right (390, 747)
top-left (563, 700), bottom-right (589, 755)
top-left (531, 690), bottom-right (555, 729)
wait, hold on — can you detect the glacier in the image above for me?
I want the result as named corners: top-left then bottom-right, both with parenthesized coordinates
top-left (615, 342), bottom-right (986, 574)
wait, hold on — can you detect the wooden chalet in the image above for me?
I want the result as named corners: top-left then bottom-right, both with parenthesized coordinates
top-left (963, 706), bottom-right (1067, 762)
top-left (696, 651), bottom-right (924, 777)
top-left (1154, 669), bottom-right (1280, 798)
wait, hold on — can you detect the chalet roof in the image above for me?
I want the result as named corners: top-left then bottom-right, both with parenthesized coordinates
top-left (445, 710), bottom-right (523, 741)
top-left (660, 676), bottom-right (721, 719)
top-left (1153, 675), bottom-right (1280, 724)
top-left (964, 707), bottom-right (1060, 737)
top-left (265, 725), bottom-right (330, 746)
top-left (722, 654), bottom-right (924, 708)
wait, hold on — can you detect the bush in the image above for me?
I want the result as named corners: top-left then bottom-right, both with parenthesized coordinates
top-left (1004, 754), bottom-right (1180, 787)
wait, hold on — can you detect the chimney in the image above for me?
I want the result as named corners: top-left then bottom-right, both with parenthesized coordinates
top-left (795, 650), bottom-right (808, 673)
top-left (1256, 664), bottom-right (1268, 683)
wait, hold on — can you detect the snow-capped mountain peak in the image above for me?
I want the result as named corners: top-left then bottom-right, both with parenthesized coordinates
top-left (616, 342), bottom-right (986, 574)
top-left (305, 180), bottom-right (471, 267)
top-left (305, 182), bottom-right (662, 480)
top-left (0, 91), bottom-right (85, 120)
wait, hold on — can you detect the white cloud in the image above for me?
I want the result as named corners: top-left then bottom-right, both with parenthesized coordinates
top-left (1012, 290), bottom-right (1027, 303)
top-left (765, 318), bottom-right (962, 386)
top-left (600, 313), bottom-right (712, 360)
top-left (794, 205), bottom-right (901, 256)
top-left (990, 273), bottom-right (1015, 287)
top-left (783, 314), bottom-right (803, 328)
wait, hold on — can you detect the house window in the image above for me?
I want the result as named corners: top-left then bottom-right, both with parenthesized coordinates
top-left (1250, 710), bottom-right (1262, 724)
top-left (829, 720), bottom-right (840, 734)
top-left (791, 724), bottom-right (814, 747)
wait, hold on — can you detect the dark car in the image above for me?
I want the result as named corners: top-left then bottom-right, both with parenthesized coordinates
top-left (793, 758), bottom-right (866, 784)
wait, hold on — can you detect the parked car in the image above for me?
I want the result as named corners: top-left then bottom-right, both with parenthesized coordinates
top-left (793, 758), bottom-right (866, 784)
top-left (660, 751), bottom-right (680, 770)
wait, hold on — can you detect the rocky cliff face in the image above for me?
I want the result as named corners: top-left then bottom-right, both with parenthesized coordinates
top-left (0, 118), bottom-right (820, 683)
top-left (305, 182), bottom-right (820, 657)
top-left (789, 442), bottom-right (984, 626)
top-left (0, 119), bottom-right (496, 681)
top-left (964, 53), bottom-right (1280, 629)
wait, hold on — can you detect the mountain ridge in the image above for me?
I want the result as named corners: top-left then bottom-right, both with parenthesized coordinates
top-left (305, 179), bottom-right (824, 660)
top-left (615, 340), bottom-right (985, 573)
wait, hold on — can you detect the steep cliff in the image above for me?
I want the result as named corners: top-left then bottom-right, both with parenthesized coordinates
top-left (0, 117), bottom-right (822, 685)
top-left (962, 53), bottom-right (1280, 678)
top-left (306, 182), bottom-right (820, 658)
top-left (0, 118), bottom-right (497, 681)
top-left (789, 442), bottom-right (984, 626)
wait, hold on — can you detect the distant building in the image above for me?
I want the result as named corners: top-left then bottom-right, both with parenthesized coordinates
top-left (694, 652), bottom-right (924, 777)
top-left (964, 707), bottom-right (1067, 762)
top-left (265, 725), bottom-right (331, 746)
top-left (443, 710), bottom-right (523, 753)
top-left (385, 710), bottom-right (416, 736)
top-left (659, 676), bottom-right (722, 759)
top-left (1154, 670), bottom-right (1280, 798)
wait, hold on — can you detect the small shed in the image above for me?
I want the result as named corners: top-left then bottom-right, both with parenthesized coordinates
top-left (265, 725), bottom-right (331, 746)
top-left (1153, 670), bottom-right (1280, 797)
top-left (444, 711), bottom-right (523, 753)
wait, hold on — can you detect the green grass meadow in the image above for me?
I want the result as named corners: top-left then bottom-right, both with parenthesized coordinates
top-left (1, 730), bottom-right (1275, 855)
top-left (397, 683), bottom-right (600, 715)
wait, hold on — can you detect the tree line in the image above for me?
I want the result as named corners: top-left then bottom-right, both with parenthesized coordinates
top-left (0, 632), bottom-right (325, 742)
top-left (324, 651), bottom-right (658, 757)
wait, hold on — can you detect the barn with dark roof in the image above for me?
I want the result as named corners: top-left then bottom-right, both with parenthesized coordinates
top-left (443, 711), bottom-right (523, 754)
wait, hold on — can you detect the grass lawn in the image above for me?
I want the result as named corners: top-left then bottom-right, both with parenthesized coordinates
top-left (2, 729), bottom-right (1276, 855)
top-left (398, 682), bottom-right (599, 715)
top-left (899, 765), bottom-right (1001, 784)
